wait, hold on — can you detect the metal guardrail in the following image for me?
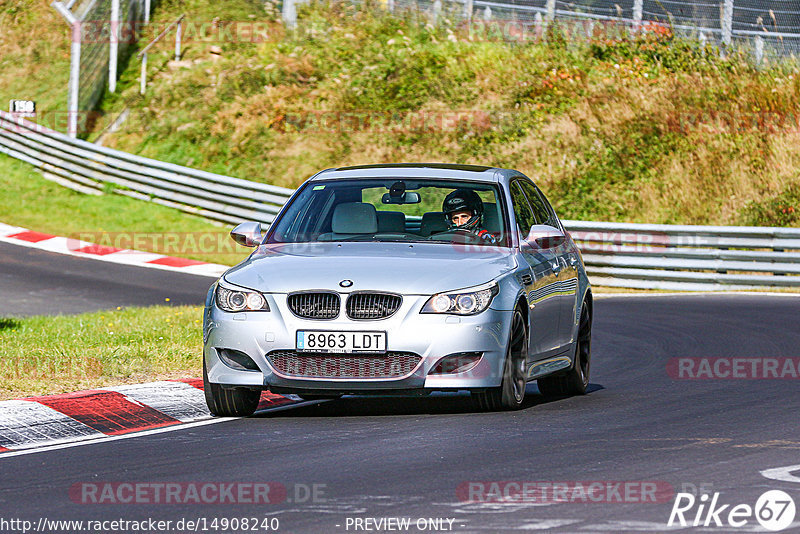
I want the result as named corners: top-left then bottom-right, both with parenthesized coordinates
top-left (564, 220), bottom-right (800, 291)
top-left (0, 111), bottom-right (294, 226)
top-left (1, 111), bottom-right (798, 291)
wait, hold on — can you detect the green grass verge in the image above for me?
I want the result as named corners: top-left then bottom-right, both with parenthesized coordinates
top-left (0, 154), bottom-right (249, 266)
top-left (0, 305), bottom-right (202, 400)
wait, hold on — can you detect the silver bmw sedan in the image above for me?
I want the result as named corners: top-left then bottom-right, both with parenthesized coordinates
top-left (202, 164), bottom-right (592, 416)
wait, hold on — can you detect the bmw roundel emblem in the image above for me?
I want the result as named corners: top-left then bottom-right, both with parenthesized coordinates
top-left (339, 279), bottom-right (353, 288)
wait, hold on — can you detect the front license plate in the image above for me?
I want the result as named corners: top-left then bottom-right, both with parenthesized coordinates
top-left (296, 331), bottom-right (387, 354)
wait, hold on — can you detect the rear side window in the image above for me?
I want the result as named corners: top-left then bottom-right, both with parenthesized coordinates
top-left (510, 181), bottom-right (536, 235)
top-left (519, 180), bottom-right (558, 228)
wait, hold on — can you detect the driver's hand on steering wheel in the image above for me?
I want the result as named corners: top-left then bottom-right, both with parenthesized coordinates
top-left (473, 228), bottom-right (498, 244)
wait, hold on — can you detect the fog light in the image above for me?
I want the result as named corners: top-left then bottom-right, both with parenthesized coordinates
top-left (217, 348), bottom-right (260, 371)
top-left (429, 352), bottom-right (483, 375)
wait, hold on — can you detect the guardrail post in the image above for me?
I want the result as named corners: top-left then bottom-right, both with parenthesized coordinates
top-left (534, 12), bottom-right (543, 39)
top-left (463, 0), bottom-right (473, 22)
top-left (721, 0), bottom-right (733, 57)
top-left (109, 0), bottom-right (119, 93)
top-left (545, 0), bottom-right (555, 31)
top-left (431, 0), bottom-right (442, 25)
top-left (140, 53), bottom-right (147, 94)
top-left (52, 2), bottom-right (80, 137)
top-left (175, 19), bottom-right (182, 60)
top-left (754, 34), bottom-right (764, 66)
top-left (283, 0), bottom-right (298, 29)
top-left (68, 23), bottom-right (81, 137)
top-left (632, 0), bottom-right (643, 33)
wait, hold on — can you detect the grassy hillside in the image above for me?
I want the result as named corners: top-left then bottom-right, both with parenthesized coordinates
top-left (2, 0), bottom-right (799, 228)
top-left (85, 0), bottom-right (799, 227)
top-left (0, 1), bottom-right (71, 117)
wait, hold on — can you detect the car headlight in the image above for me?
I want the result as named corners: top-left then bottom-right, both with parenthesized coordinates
top-left (421, 282), bottom-right (499, 316)
top-left (215, 284), bottom-right (270, 312)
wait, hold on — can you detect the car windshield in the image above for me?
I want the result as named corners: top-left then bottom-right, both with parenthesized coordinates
top-left (267, 178), bottom-right (508, 246)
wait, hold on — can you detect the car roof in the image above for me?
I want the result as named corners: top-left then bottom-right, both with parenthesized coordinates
top-left (309, 163), bottom-right (518, 183)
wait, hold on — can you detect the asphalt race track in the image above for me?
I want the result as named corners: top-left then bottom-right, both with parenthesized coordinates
top-left (2, 271), bottom-right (799, 532)
top-left (0, 241), bottom-right (213, 316)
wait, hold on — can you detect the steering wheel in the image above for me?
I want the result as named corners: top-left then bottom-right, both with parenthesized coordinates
top-left (428, 228), bottom-right (482, 243)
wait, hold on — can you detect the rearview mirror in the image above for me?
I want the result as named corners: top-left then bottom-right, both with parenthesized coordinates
top-left (381, 192), bottom-right (420, 204)
top-left (524, 224), bottom-right (566, 249)
top-left (230, 222), bottom-right (263, 247)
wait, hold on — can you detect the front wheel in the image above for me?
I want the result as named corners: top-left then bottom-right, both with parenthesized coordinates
top-left (537, 302), bottom-right (591, 397)
top-left (474, 308), bottom-right (528, 411)
top-left (203, 359), bottom-right (261, 417)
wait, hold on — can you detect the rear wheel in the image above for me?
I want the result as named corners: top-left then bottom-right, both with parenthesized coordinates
top-left (537, 302), bottom-right (591, 397)
top-left (474, 308), bottom-right (528, 411)
top-left (203, 359), bottom-right (260, 417)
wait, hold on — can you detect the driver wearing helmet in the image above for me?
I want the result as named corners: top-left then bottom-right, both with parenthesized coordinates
top-left (441, 188), bottom-right (498, 244)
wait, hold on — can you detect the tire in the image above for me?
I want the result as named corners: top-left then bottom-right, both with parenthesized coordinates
top-left (474, 308), bottom-right (528, 411)
top-left (537, 302), bottom-right (591, 397)
top-left (203, 358), bottom-right (261, 417)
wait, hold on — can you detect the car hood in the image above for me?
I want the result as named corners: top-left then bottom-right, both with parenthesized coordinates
top-left (223, 242), bottom-right (517, 295)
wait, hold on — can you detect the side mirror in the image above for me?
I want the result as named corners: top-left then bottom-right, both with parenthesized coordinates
top-left (524, 224), bottom-right (566, 250)
top-left (230, 222), bottom-right (263, 247)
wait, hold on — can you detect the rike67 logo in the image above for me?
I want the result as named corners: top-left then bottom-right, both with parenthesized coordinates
top-left (668, 490), bottom-right (796, 531)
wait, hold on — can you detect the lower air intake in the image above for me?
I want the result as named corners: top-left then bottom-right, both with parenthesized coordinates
top-left (268, 351), bottom-right (421, 379)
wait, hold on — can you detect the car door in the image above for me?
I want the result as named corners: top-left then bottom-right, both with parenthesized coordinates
top-left (519, 181), bottom-right (579, 347)
top-left (509, 180), bottom-right (562, 359)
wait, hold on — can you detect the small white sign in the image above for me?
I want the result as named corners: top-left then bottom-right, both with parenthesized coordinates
top-left (9, 100), bottom-right (36, 117)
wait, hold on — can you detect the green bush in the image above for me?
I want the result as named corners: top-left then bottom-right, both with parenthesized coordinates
top-left (740, 185), bottom-right (800, 227)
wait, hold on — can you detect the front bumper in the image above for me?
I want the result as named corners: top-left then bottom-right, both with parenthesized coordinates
top-left (203, 292), bottom-right (512, 394)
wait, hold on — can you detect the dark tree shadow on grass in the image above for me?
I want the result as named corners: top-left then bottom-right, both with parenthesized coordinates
top-left (0, 318), bottom-right (21, 331)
